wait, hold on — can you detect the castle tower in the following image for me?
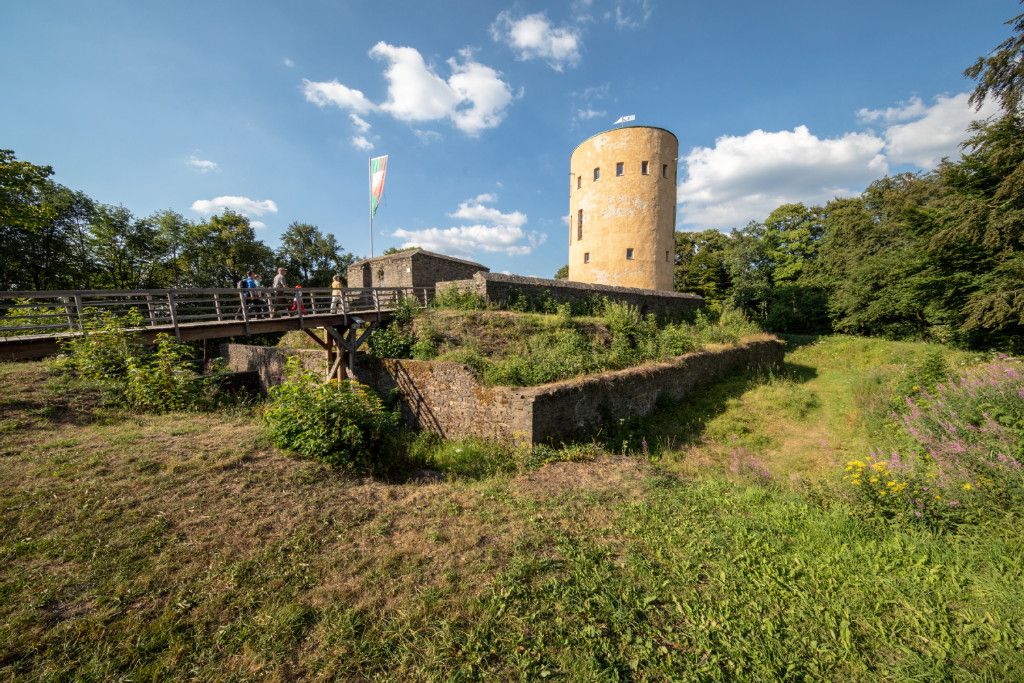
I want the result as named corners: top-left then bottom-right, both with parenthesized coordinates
top-left (568, 126), bottom-right (678, 291)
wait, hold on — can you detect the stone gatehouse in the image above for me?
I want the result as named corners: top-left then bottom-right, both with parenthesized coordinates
top-left (347, 249), bottom-right (488, 289)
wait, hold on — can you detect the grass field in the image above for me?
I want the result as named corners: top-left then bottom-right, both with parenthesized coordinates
top-left (1, 336), bottom-right (1021, 680)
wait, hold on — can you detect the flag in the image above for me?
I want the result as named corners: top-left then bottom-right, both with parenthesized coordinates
top-left (613, 114), bottom-right (636, 124)
top-left (369, 155), bottom-right (388, 216)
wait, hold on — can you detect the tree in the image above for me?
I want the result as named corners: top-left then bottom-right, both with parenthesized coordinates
top-left (181, 212), bottom-right (274, 287)
top-left (554, 265), bottom-right (568, 279)
top-left (964, 6), bottom-right (1024, 114)
top-left (150, 210), bottom-right (192, 288)
top-left (88, 205), bottom-right (159, 289)
top-left (674, 230), bottom-right (732, 302)
top-left (276, 222), bottom-right (354, 287)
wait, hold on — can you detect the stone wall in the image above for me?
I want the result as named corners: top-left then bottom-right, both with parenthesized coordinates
top-left (222, 336), bottom-right (782, 446)
top-left (347, 249), bottom-right (488, 289)
top-left (438, 271), bottom-right (704, 319)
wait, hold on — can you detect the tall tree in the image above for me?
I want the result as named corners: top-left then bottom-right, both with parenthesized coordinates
top-left (181, 211), bottom-right (275, 288)
top-left (276, 222), bottom-right (354, 287)
top-left (88, 205), bottom-right (159, 289)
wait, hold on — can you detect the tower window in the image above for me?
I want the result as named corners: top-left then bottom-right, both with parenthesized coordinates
top-left (641, 161), bottom-right (649, 175)
top-left (577, 175), bottom-right (581, 189)
top-left (593, 167), bottom-right (600, 181)
top-left (626, 248), bottom-right (634, 260)
top-left (666, 250), bottom-right (670, 262)
top-left (577, 209), bottom-right (583, 240)
top-left (616, 162), bottom-right (624, 176)
top-left (662, 164), bottom-right (668, 178)
top-left (584, 252), bottom-right (590, 264)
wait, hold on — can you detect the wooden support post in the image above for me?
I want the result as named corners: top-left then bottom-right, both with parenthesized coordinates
top-left (72, 295), bottom-right (83, 330)
top-left (167, 292), bottom-right (180, 339)
top-left (239, 291), bottom-right (250, 336)
top-left (63, 297), bottom-right (75, 332)
top-left (145, 294), bottom-right (155, 326)
top-left (214, 292), bottom-right (223, 321)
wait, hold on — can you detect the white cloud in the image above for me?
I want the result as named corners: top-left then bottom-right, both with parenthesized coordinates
top-left (304, 43), bottom-right (513, 136)
top-left (414, 129), bottom-right (443, 144)
top-left (878, 92), bottom-right (1001, 168)
top-left (561, 214), bottom-right (570, 225)
top-left (349, 113), bottom-right (371, 133)
top-left (283, 57), bottom-right (295, 68)
top-left (856, 96), bottom-right (927, 124)
top-left (186, 156), bottom-right (219, 173)
top-left (191, 196), bottom-right (279, 217)
top-left (251, 220), bottom-right (267, 229)
top-left (490, 11), bottom-right (582, 71)
top-left (678, 125), bottom-right (887, 229)
top-left (576, 108), bottom-right (606, 120)
top-left (614, 0), bottom-right (653, 29)
top-left (301, 78), bottom-right (376, 113)
top-left (351, 135), bottom-right (374, 151)
top-left (393, 195), bottom-right (545, 256)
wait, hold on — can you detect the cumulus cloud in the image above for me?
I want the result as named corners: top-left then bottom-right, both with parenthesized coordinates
top-left (856, 96), bottom-right (927, 124)
top-left (186, 156), bottom-right (219, 173)
top-left (490, 11), bottom-right (582, 71)
top-left (351, 135), bottom-right (374, 151)
top-left (251, 220), bottom-right (267, 229)
top-left (878, 92), bottom-right (1001, 168)
top-left (392, 195), bottom-right (545, 256)
top-left (191, 196), bottom-right (279, 217)
top-left (303, 43), bottom-right (514, 136)
top-left (678, 126), bottom-right (887, 229)
top-left (302, 79), bottom-right (376, 113)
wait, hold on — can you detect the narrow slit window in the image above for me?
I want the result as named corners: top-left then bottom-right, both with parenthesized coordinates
top-left (641, 160), bottom-right (649, 175)
top-left (584, 252), bottom-right (590, 264)
top-left (616, 162), bottom-right (624, 176)
top-left (666, 250), bottom-right (670, 262)
top-left (662, 164), bottom-right (668, 178)
top-left (593, 167), bottom-right (600, 181)
top-left (626, 248), bottom-right (634, 260)
top-left (577, 175), bottom-right (581, 189)
top-left (577, 209), bottom-right (583, 240)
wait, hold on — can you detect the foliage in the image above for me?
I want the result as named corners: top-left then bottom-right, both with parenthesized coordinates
top-left (56, 309), bottom-right (216, 411)
top-left (432, 286), bottom-right (489, 311)
top-left (263, 357), bottom-right (399, 471)
top-left (553, 264), bottom-right (568, 279)
top-left (276, 222), bottom-right (354, 287)
top-left (0, 298), bottom-right (66, 336)
top-left (846, 355), bottom-right (1024, 528)
top-left (367, 323), bottom-right (413, 359)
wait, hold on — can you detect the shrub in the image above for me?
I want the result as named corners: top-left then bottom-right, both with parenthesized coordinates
top-left (846, 355), bottom-right (1024, 528)
top-left (58, 308), bottom-right (146, 385)
top-left (436, 347), bottom-right (487, 376)
top-left (263, 357), bottom-right (399, 471)
top-left (123, 333), bottom-right (209, 412)
top-left (367, 323), bottom-right (413, 359)
top-left (483, 328), bottom-right (597, 386)
top-left (391, 294), bottom-right (419, 326)
top-left (433, 287), bottom-right (488, 311)
top-left (657, 323), bottom-right (699, 357)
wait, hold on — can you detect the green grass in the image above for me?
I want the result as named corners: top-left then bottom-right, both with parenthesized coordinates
top-left (1, 336), bottom-right (1022, 680)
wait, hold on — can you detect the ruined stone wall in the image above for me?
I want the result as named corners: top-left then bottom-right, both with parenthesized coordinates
top-left (529, 337), bottom-right (783, 444)
top-left (569, 126), bottom-right (678, 291)
top-left (438, 272), bottom-right (704, 319)
top-left (220, 336), bottom-right (783, 446)
top-left (408, 252), bottom-right (488, 288)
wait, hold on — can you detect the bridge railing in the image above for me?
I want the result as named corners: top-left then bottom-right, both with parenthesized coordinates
top-left (0, 286), bottom-right (434, 340)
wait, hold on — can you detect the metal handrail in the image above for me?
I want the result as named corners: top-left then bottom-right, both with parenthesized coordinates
top-left (0, 286), bottom-right (435, 340)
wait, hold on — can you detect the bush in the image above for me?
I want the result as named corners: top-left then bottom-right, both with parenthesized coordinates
top-left (433, 287), bottom-right (488, 311)
top-left (367, 323), bottom-right (413, 359)
top-left (657, 323), bottom-right (699, 357)
top-left (124, 334), bottom-right (208, 412)
top-left (483, 328), bottom-right (597, 386)
top-left (263, 357), bottom-right (399, 471)
top-left (845, 355), bottom-right (1024, 528)
top-left (58, 308), bottom-right (146, 386)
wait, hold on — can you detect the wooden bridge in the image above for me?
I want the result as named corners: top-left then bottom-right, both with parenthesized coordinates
top-left (0, 287), bottom-right (433, 377)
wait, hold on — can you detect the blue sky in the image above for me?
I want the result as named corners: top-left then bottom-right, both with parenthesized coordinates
top-left (2, 0), bottom-right (1016, 278)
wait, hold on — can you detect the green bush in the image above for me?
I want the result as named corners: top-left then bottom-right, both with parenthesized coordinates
top-left (124, 334), bottom-right (208, 412)
top-left (263, 357), bottom-right (399, 471)
top-left (436, 347), bottom-right (487, 376)
top-left (367, 323), bottom-right (413, 359)
top-left (657, 323), bottom-right (699, 357)
top-left (58, 308), bottom-right (146, 386)
top-left (433, 287), bottom-right (488, 311)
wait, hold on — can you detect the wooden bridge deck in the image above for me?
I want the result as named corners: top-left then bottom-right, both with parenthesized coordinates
top-left (0, 287), bottom-right (431, 361)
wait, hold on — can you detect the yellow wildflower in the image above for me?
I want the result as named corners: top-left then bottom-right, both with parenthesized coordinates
top-left (963, 482), bottom-right (973, 491)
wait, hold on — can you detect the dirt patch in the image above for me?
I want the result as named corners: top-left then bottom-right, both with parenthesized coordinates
top-left (513, 455), bottom-right (646, 499)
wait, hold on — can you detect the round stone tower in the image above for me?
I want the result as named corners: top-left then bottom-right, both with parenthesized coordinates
top-left (568, 126), bottom-right (678, 291)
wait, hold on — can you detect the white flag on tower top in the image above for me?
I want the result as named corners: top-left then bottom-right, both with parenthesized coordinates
top-left (613, 114), bottom-right (636, 125)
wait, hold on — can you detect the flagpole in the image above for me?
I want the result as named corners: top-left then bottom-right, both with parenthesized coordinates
top-left (368, 156), bottom-right (374, 258)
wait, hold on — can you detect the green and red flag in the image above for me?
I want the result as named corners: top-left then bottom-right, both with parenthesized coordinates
top-left (369, 155), bottom-right (388, 216)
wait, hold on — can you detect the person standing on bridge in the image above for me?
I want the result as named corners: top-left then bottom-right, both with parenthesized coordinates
top-left (272, 267), bottom-right (288, 317)
top-left (330, 274), bottom-right (343, 313)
